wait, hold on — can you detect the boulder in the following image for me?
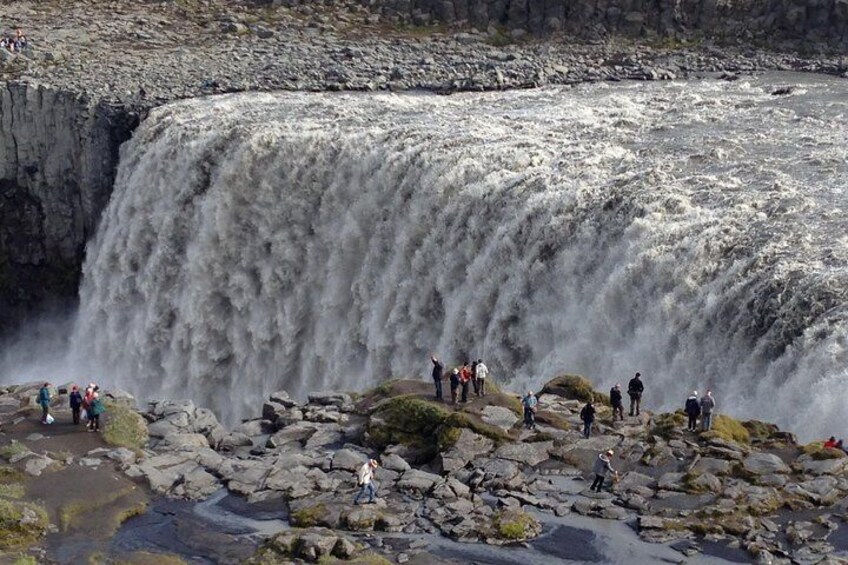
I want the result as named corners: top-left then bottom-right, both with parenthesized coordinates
top-left (307, 392), bottom-right (353, 408)
top-left (494, 441), bottom-right (553, 467)
top-left (331, 449), bottom-right (365, 472)
top-left (742, 453), bottom-right (790, 475)
top-left (178, 467), bottom-right (221, 500)
top-left (380, 453), bottom-right (411, 473)
top-left (439, 429), bottom-right (494, 473)
top-left (397, 469), bottom-right (441, 493)
top-left (481, 406), bottom-right (519, 431)
top-left (269, 390), bottom-right (298, 408)
top-left (158, 433), bottom-right (210, 450)
top-left (691, 457), bottom-right (732, 476)
top-left (795, 454), bottom-right (848, 476)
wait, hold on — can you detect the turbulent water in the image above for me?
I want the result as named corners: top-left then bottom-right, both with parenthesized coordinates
top-left (19, 73), bottom-right (848, 435)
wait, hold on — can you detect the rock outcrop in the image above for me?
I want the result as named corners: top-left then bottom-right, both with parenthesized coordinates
top-left (0, 82), bottom-right (139, 332)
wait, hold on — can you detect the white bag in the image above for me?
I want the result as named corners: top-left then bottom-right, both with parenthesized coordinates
top-left (45, 414), bottom-right (55, 425)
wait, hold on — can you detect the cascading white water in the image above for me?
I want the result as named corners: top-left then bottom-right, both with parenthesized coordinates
top-left (51, 74), bottom-right (848, 435)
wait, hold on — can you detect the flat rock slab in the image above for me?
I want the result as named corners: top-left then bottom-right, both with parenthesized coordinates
top-left (743, 453), bottom-right (790, 475)
top-left (494, 441), bottom-right (553, 467)
top-left (481, 406), bottom-right (519, 431)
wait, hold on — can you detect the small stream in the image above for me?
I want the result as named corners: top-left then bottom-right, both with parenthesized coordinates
top-left (107, 487), bottom-right (754, 564)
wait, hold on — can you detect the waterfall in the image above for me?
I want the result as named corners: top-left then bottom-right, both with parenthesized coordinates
top-left (62, 75), bottom-right (848, 435)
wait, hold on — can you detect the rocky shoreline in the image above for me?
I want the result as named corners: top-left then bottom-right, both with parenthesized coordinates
top-left (1, 374), bottom-right (848, 564)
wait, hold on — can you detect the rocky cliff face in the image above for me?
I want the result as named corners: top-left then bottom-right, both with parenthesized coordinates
top-left (372, 0), bottom-right (848, 45)
top-left (0, 82), bottom-right (139, 333)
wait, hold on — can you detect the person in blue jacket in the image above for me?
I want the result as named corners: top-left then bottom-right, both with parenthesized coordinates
top-left (37, 383), bottom-right (51, 424)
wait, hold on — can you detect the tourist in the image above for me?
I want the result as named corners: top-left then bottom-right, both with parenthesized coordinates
top-left (83, 384), bottom-right (96, 430)
top-left (475, 358), bottom-right (489, 396)
top-left (471, 360), bottom-right (479, 395)
top-left (459, 362), bottom-right (471, 403)
top-left (449, 369), bottom-right (460, 405)
top-left (89, 389), bottom-right (105, 432)
top-left (37, 382), bottom-right (51, 424)
top-left (69, 385), bottom-right (83, 425)
top-left (685, 391), bottom-right (701, 432)
top-left (824, 436), bottom-right (838, 449)
top-left (353, 459), bottom-right (379, 505)
top-left (627, 372), bottom-right (643, 416)
top-left (522, 390), bottom-right (538, 430)
top-left (431, 355), bottom-right (444, 401)
top-left (590, 450), bottom-right (617, 493)
top-left (609, 383), bottom-right (623, 421)
top-left (580, 400), bottom-right (596, 438)
top-left (700, 389), bottom-right (716, 431)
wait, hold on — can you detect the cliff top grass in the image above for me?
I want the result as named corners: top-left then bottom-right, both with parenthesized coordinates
top-left (0, 499), bottom-right (49, 550)
top-left (799, 442), bottom-right (846, 460)
top-left (701, 414), bottom-right (751, 444)
top-left (102, 401), bottom-right (149, 451)
top-left (540, 374), bottom-right (611, 406)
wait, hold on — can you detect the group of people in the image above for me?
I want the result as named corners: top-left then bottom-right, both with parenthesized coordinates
top-left (37, 382), bottom-right (105, 432)
top-left (823, 437), bottom-right (848, 454)
top-left (0, 29), bottom-right (28, 53)
top-left (431, 356), bottom-right (489, 404)
top-left (684, 389), bottom-right (716, 432)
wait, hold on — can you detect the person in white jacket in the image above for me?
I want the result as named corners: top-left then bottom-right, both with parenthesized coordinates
top-left (475, 359), bottom-right (489, 397)
top-left (354, 459), bottom-right (380, 505)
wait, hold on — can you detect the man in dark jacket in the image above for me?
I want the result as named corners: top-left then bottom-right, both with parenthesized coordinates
top-left (627, 373), bottom-right (644, 416)
top-left (580, 401), bottom-right (596, 438)
top-left (69, 385), bottom-right (83, 425)
top-left (431, 356), bottom-right (444, 401)
top-left (684, 391), bottom-right (701, 431)
top-left (609, 384), bottom-right (623, 421)
top-left (449, 369), bottom-right (460, 405)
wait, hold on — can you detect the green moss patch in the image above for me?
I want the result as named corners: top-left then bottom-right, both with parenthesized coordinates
top-left (289, 503), bottom-right (330, 527)
top-left (0, 466), bottom-right (25, 485)
top-left (367, 395), bottom-right (451, 451)
top-left (700, 415), bottom-right (750, 444)
top-left (0, 441), bottom-right (28, 462)
top-left (0, 499), bottom-right (49, 550)
top-left (0, 483), bottom-right (26, 499)
top-left (102, 401), bottom-right (149, 450)
top-left (799, 442), bottom-right (846, 460)
top-left (650, 411), bottom-right (686, 439)
top-left (492, 508), bottom-right (540, 541)
top-left (540, 375), bottom-right (610, 406)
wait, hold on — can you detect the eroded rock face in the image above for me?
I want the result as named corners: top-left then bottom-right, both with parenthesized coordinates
top-left (0, 82), bottom-right (139, 332)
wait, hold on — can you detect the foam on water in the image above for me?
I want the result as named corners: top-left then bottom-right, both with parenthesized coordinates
top-left (7, 74), bottom-right (848, 437)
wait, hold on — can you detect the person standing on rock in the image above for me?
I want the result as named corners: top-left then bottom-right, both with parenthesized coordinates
top-left (610, 383), bottom-right (624, 421)
top-left (459, 362), bottom-right (472, 403)
top-left (449, 369), bottom-right (460, 405)
top-left (627, 373), bottom-right (644, 416)
top-left (471, 360), bottom-right (479, 396)
top-left (37, 382), bottom-right (51, 424)
top-left (684, 391), bottom-right (701, 432)
top-left (475, 359), bottom-right (489, 397)
top-left (69, 385), bottom-right (83, 425)
top-left (431, 356), bottom-right (444, 401)
top-left (354, 459), bottom-right (380, 505)
top-left (580, 400), bottom-right (596, 438)
top-left (700, 389), bottom-right (716, 431)
top-left (522, 390), bottom-right (538, 430)
top-left (590, 450), bottom-right (617, 493)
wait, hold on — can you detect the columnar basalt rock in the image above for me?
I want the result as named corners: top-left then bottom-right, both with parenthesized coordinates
top-left (0, 82), bottom-right (139, 331)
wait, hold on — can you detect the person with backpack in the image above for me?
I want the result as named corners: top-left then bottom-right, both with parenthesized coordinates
top-left (699, 389), bottom-right (716, 431)
top-left (590, 450), bottom-right (617, 493)
top-left (475, 359), bottom-right (489, 396)
top-left (89, 389), bottom-right (106, 432)
top-left (69, 385), bottom-right (83, 425)
top-left (354, 459), bottom-right (380, 505)
top-left (580, 400), bottom-right (596, 438)
top-left (684, 391), bottom-right (701, 432)
top-left (431, 355), bottom-right (444, 401)
top-left (449, 369), bottom-right (460, 405)
top-left (609, 383), bottom-right (623, 421)
top-left (522, 390), bottom-right (538, 430)
top-left (37, 383), bottom-right (51, 424)
top-left (627, 373), bottom-right (644, 416)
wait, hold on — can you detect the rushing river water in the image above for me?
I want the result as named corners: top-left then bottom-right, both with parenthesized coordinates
top-left (4, 72), bottom-right (848, 439)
